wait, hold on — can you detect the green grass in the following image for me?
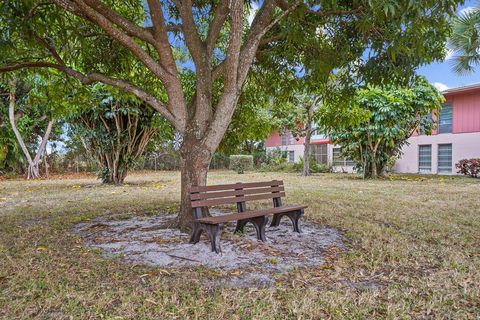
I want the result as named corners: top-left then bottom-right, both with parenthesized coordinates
top-left (1, 171), bottom-right (479, 319)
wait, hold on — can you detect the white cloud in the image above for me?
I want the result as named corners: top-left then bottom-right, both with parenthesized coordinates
top-left (434, 82), bottom-right (449, 91)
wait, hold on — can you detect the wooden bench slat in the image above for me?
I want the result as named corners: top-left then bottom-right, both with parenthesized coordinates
top-left (190, 186), bottom-right (284, 200)
top-left (190, 180), bottom-right (283, 193)
top-left (191, 192), bottom-right (286, 208)
top-left (196, 205), bottom-right (307, 224)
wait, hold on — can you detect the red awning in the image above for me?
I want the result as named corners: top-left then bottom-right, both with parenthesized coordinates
top-left (310, 139), bottom-right (330, 145)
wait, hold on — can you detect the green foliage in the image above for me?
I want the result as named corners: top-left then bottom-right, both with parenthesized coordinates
top-left (330, 77), bottom-right (444, 178)
top-left (0, 76), bottom-right (66, 174)
top-left (229, 155), bottom-right (253, 174)
top-left (449, 4), bottom-right (480, 74)
top-left (218, 77), bottom-right (275, 155)
top-left (456, 159), bottom-right (480, 178)
top-left (68, 87), bottom-right (163, 184)
top-left (258, 153), bottom-right (331, 174)
top-left (295, 156), bottom-right (332, 174)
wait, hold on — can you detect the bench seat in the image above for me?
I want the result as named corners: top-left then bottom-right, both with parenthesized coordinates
top-left (197, 205), bottom-right (308, 224)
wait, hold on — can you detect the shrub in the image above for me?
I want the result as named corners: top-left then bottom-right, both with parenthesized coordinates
top-left (229, 155), bottom-right (253, 174)
top-left (456, 158), bottom-right (480, 178)
top-left (295, 156), bottom-right (332, 173)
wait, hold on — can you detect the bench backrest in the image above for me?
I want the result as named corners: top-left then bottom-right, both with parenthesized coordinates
top-left (190, 180), bottom-right (285, 210)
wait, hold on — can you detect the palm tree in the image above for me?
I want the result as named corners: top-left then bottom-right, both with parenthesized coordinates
top-left (449, 4), bottom-right (480, 74)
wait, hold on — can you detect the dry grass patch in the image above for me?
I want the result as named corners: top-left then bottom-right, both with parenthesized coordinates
top-left (1, 170), bottom-right (479, 319)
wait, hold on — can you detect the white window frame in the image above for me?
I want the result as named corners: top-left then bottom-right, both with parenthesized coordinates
top-left (437, 144), bottom-right (452, 173)
top-left (438, 104), bottom-right (452, 134)
top-left (288, 150), bottom-right (295, 163)
top-left (332, 147), bottom-right (354, 167)
top-left (418, 144), bottom-right (432, 173)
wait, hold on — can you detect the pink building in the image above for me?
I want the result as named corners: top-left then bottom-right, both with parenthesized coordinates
top-left (395, 83), bottom-right (480, 174)
top-left (265, 83), bottom-right (480, 175)
top-left (265, 128), bottom-right (355, 173)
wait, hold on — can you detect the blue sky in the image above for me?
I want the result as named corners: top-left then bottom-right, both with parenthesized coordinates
top-left (418, 0), bottom-right (480, 90)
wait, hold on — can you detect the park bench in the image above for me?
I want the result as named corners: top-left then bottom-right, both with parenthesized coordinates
top-left (189, 180), bottom-right (307, 253)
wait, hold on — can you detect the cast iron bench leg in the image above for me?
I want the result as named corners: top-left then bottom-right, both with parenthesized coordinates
top-left (270, 209), bottom-right (304, 233)
top-left (189, 222), bottom-right (203, 244)
top-left (205, 223), bottom-right (223, 253)
top-left (270, 213), bottom-right (282, 227)
top-left (190, 223), bottom-right (224, 253)
top-left (234, 219), bottom-right (248, 234)
top-left (287, 209), bottom-right (303, 233)
top-left (250, 216), bottom-right (269, 241)
top-left (235, 216), bottom-right (269, 241)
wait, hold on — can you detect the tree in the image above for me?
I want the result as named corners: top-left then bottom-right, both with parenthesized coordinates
top-left (329, 77), bottom-right (444, 179)
top-left (69, 88), bottom-right (165, 184)
top-left (0, 1), bottom-right (461, 228)
top-left (218, 78), bottom-right (275, 156)
top-left (450, 4), bottom-right (480, 74)
top-left (1, 78), bottom-right (58, 179)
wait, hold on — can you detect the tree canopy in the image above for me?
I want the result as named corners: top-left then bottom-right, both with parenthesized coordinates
top-left (329, 77), bottom-right (444, 179)
top-left (449, 3), bottom-right (480, 74)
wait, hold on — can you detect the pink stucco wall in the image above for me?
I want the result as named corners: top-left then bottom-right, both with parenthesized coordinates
top-left (445, 90), bottom-right (480, 133)
top-left (265, 129), bottom-right (305, 147)
top-left (265, 129), bottom-right (282, 147)
top-left (394, 132), bottom-right (480, 174)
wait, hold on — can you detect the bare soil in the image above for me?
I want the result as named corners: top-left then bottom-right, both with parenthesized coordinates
top-left (73, 210), bottom-right (345, 287)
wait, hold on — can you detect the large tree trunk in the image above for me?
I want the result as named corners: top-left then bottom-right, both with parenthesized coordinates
top-left (102, 160), bottom-right (128, 184)
top-left (178, 134), bottom-right (213, 230)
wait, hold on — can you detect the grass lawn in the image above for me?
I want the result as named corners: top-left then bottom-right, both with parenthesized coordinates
top-left (1, 170), bottom-right (479, 319)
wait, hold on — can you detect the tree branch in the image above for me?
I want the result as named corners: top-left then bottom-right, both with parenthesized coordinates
top-left (204, 0), bottom-right (243, 150)
top-left (145, 0), bottom-right (180, 75)
top-left (0, 62), bottom-right (181, 129)
top-left (53, 0), bottom-right (170, 83)
top-left (206, 1), bottom-right (230, 57)
top-left (237, 0), bottom-right (301, 85)
top-left (173, 0), bottom-right (206, 68)
top-left (81, 0), bottom-right (155, 43)
top-left (52, 0), bottom-right (187, 129)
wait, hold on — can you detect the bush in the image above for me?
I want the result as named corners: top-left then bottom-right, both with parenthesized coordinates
top-left (229, 155), bottom-right (253, 174)
top-left (295, 156), bottom-right (332, 173)
top-left (211, 153), bottom-right (230, 169)
top-left (456, 158), bottom-right (480, 178)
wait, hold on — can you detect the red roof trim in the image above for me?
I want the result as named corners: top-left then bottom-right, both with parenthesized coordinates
top-left (310, 139), bottom-right (330, 145)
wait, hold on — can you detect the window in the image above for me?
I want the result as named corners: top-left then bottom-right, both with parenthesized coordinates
top-left (418, 145), bottom-right (432, 173)
top-left (345, 158), bottom-right (355, 166)
top-left (288, 151), bottom-right (295, 162)
top-left (438, 144), bottom-right (452, 173)
top-left (332, 148), bottom-right (343, 166)
top-left (333, 147), bottom-right (354, 167)
top-left (288, 132), bottom-right (295, 145)
top-left (310, 144), bottom-right (328, 164)
top-left (281, 130), bottom-right (286, 145)
top-left (438, 104), bottom-right (452, 134)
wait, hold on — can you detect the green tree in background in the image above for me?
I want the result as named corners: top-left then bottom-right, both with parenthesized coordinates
top-left (68, 87), bottom-right (169, 184)
top-left (450, 4), bottom-right (480, 74)
top-left (329, 77), bottom-right (444, 179)
top-left (0, 74), bottom-right (68, 178)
